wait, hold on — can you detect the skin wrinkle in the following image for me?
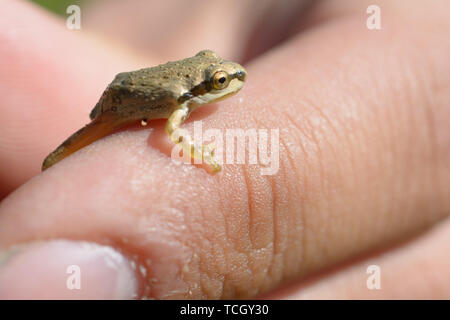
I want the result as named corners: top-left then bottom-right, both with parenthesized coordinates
top-left (241, 165), bottom-right (254, 252)
top-left (277, 108), bottom-right (310, 277)
top-left (251, 107), bottom-right (298, 286)
top-left (210, 249), bottom-right (225, 298)
top-left (215, 146), bottom-right (288, 298)
top-left (346, 27), bottom-right (416, 240)
top-left (138, 226), bottom-right (190, 298)
top-left (342, 24), bottom-right (414, 240)
top-left (266, 169), bottom-right (279, 290)
top-left (191, 185), bottom-right (230, 298)
top-left (398, 29), bottom-right (443, 223)
top-left (414, 63), bottom-right (442, 214)
top-left (284, 148), bottom-right (306, 280)
top-left (281, 112), bottom-right (318, 271)
top-left (241, 165), bottom-right (258, 296)
top-left (221, 51), bottom-right (316, 292)
top-left (237, 109), bottom-right (279, 292)
top-left (216, 167), bottom-right (253, 298)
top-left (200, 242), bottom-right (217, 298)
top-left (177, 200), bottom-right (198, 297)
top-left (220, 111), bottom-right (272, 296)
top-left (246, 169), bottom-right (275, 295)
top-left (353, 69), bottom-right (386, 243)
top-left (273, 136), bottom-right (294, 279)
top-left (298, 154), bottom-right (309, 274)
top-left (301, 109), bottom-right (331, 264)
top-left (394, 55), bottom-right (436, 230)
top-left (275, 135), bottom-right (301, 283)
top-left (320, 94), bottom-right (360, 204)
top-left (217, 169), bottom-right (252, 298)
top-left (273, 147), bottom-right (295, 285)
top-left (383, 27), bottom-right (442, 229)
top-left (351, 71), bottom-right (389, 244)
top-left (274, 103), bottom-right (320, 278)
top-left (368, 59), bottom-right (398, 239)
top-left (334, 112), bottom-right (362, 242)
top-left (215, 184), bottom-right (231, 299)
top-left (271, 172), bottom-right (287, 288)
top-left (308, 31), bottom-right (396, 250)
top-left (189, 205), bottom-right (207, 298)
top-left (367, 58), bottom-right (410, 239)
top-left (199, 194), bottom-right (228, 299)
top-left (186, 180), bottom-right (228, 298)
top-left (200, 209), bottom-right (224, 297)
top-left (300, 96), bottom-right (348, 239)
top-left (399, 55), bottom-right (419, 223)
top-left (405, 65), bottom-right (428, 226)
top-left (149, 132), bottom-right (226, 298)
top-left (264, 174), bottom-right (276, 292)
top-left (423, 61), bottom-right (446, 213)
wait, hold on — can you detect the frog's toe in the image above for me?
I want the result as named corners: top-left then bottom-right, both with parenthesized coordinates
top-left (201, 145), bottom-right (221, 173)
top-left (208, 159), bottom-right (222, 174)
top-left (202, 143), bottom-right (216, 157)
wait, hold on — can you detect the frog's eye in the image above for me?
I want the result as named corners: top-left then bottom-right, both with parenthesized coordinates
top-left (212, 71), bottom-right (230, 90)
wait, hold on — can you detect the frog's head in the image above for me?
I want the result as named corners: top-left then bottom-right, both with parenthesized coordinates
top-left (182, 50), bottom-right (247, 107)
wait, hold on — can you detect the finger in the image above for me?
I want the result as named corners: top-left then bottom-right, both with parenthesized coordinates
top-left (0, 240), bottom-right (138, 299)
top-left (0, 0), bottom-right (151, 197)
top-left (267, 217), bottom-right (450, 299)
top-left (0, 0), bottom-right (310, 196)
top-left (83, 0), bottom-right (312, 62)
top-left (0, 1), bottom-right (449, 299)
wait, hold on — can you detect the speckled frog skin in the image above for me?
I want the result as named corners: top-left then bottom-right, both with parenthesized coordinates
top-left (42, 50), bottom-right (247, 172)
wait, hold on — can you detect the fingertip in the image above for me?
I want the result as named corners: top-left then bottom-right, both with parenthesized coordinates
top-left (0, 240), bottom-right (138, 299)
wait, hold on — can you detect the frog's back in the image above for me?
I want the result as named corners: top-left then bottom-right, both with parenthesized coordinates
top-left (89, 89), bottom-right (108, 119)
top-left (89, 68), bottom-right (180, 120)
top-left (89, 51), bottom-right (224, 120)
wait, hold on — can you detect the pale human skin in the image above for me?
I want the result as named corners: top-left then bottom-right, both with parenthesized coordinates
top-left (0, 0), bottom-right (449, 299)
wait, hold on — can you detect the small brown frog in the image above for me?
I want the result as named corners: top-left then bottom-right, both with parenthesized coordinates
top-left (42, 50), bottom-right (247, 173)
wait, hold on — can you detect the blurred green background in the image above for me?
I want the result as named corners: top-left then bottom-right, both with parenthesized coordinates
top-left (30, 0), bottom-right (85, 16)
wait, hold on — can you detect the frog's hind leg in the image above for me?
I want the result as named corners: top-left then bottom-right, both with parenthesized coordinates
top-left (42, 112), bottom-right (127, 171)
top-left (165, 107), bottom-right (221, 173)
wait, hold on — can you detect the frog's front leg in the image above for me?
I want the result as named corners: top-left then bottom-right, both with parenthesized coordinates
top-left (165, 107), bottom-right (221, 173)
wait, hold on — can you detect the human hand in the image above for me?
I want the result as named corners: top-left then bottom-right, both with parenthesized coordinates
top-left (0, 0), bottom-right (449, 299)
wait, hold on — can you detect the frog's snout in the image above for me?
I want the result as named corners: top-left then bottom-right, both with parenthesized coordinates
top-left (236, 70), bottom-right (247, 82)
